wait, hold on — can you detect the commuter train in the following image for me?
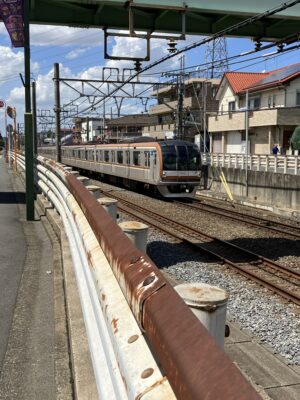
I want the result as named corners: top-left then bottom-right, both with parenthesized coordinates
top-left (40, 140), bottom-right (201, 198)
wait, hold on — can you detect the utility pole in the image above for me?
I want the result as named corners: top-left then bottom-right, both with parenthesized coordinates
top-left (102, 99), bottom-right (106, 143)
top-left (203, 82), bottom-right (207, 153)
top-left (177, 55), bottom-right (185, 140)
top-left (32, 81), bottom-right (37, 155)
top-left (54, 63), bottom-right (61, 162)
top-left (86, 116), bottom-right (90, 142)
top-left (24, 0), bottom-right (34, 220)
top-left (13, 108), bottom-right (17, 172)
top-left (245, 89), bottom-right (249, 196)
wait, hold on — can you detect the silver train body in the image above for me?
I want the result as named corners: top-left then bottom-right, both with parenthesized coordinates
top-left (40, 140), bottom-right (201, 198)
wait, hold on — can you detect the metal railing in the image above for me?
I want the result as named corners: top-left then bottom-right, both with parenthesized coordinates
top-left (202, 152), bottom-right (300, 175)
top-left (13, 152), bottom-right (260, 400)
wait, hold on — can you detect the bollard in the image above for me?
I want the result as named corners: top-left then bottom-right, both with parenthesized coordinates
top-left (175, 282), bottom-right (229, 348)
top-left (86, 185), bottom-right (101, 199)
top-left (77, 176), bottom-right (90, 186)
top-left (118, 221), bottom-right (148, 253)
top-left (97, 197), bottom-right (118, 220)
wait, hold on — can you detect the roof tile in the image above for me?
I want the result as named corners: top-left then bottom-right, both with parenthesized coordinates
top-left (225, 72), bottom-right (269, 93)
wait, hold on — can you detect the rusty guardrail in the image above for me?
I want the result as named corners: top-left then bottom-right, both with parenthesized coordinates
top-left (14, 152), bottom-right (260, 399)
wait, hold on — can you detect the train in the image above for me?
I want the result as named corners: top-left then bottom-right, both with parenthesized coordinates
top-left (39, 139), bottom-right (201, 198)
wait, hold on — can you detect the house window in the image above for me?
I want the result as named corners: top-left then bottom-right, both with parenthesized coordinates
top-left (228, 101), bottom-right (236, 111)
top-left (268, 96), bottom-right (272, 108)
top-left (249, 97), bottom-right (260, 110)
top-left (296, 91), bottom-right (300, 106)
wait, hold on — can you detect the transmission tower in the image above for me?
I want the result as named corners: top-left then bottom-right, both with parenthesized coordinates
top-left (204, 37), bottom-right (229, 79)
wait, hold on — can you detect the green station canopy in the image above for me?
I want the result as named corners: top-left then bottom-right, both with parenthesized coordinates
top-left (23, 0), bottom-right (300, 40)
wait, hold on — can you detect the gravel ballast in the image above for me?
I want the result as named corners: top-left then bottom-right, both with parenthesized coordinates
top-left (97, 181), bottom-right (300, 366)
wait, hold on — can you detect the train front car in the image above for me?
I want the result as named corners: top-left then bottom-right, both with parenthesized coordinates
top-left (157, 140), bottom-right (201, 198)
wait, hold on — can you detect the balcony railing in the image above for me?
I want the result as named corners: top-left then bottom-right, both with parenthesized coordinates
top-left (208, 107), bottom-right (300, 132)
top-left (202, 153), bottom-right (300, 175)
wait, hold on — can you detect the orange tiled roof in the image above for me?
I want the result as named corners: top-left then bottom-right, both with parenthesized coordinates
top-left (225, 72), bottom-right (269, 94)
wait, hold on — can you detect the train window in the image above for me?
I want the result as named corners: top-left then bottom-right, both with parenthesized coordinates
top-left (177, 145), bottom-right (188, 171)
top-left (104, 150), bottom-right (110, 162)
top-left (117, 151), bottom-right (123, 164)
top-left (162, 145), bottom-right (176, 170)
top-left (133, 151), bottom-right (140, 166)
top-left (187, 145), bottom-right (201, 171)
top-left (99, 150), bottom-right (103, 161)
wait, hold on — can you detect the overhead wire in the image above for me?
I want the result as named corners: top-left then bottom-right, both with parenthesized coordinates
top-left (76, 0), bottom-right (300, 115)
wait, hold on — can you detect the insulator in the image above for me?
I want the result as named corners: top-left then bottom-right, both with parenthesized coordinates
top-left (134, 60), bottom-right (142, 72)
top-left (168, 39), bottom-right (177, 54)
top-left (277, 43), bottom-right (284, 52)
top-left (255, 40), bottom-right (262, 51)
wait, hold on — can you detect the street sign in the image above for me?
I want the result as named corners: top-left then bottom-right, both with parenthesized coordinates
top-left (7, 124), bottom-right (13, 133)
top-left (6, 106), bottom-right (16, 119)
top-left (0, 100), bottom-right (4, 108)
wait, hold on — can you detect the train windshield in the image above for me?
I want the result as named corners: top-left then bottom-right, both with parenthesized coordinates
top-left (161, 142), bottom-right (200, 171)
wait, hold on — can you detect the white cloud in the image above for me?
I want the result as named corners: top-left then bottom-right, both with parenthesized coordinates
top-left (65, 47), bottom-right (90, 60)
top-left (0, 46), bottom-right (39, 84)
top-left (0, 22), bottom-right (102, 48)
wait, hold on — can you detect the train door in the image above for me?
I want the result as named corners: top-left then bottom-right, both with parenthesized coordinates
top-left (125, 148), bottom-right (130, 179)
top-left (149, 150), bottom-right (156, 182)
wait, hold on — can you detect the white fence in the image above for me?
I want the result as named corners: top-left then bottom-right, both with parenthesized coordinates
top-left (202, 153), bottom-right (300, 175)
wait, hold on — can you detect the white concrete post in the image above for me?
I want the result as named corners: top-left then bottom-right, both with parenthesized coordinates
top-left (175, 283), bottom-right (229, 348)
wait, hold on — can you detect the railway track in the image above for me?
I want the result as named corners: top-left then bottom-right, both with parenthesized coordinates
top-left (174, 198), bottom-right (300, 240)
top-left (102, 190), bottom-right (300, 306)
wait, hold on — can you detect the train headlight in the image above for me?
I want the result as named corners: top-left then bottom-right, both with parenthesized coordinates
top-left (162, 171), bottom-right (166, 177)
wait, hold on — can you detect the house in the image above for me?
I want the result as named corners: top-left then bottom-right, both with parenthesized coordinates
top-left (106, 114), bottom-right (158, 142)
top-left (80, 117), bottom-right (107, 142)
top-left (208, 63), bottom-right (300, 155)
top-left (143, 77), bottom-right (220, 147)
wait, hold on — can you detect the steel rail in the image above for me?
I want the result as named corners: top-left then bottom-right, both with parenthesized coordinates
top-left (187, 198), bottom-right (300, 239)
top-left (103, 192), bottom-right (300, 306)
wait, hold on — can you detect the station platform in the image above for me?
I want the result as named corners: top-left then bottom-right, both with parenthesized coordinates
top-left (0, 152), bottom-right (299, 399)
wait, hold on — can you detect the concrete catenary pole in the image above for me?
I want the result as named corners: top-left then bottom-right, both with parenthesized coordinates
top-left (24, 0), bottom-right (34, 220)
top-left (54, 63), bottom-right (61, 162)
top-left (245, 89), bottom-right (249, 196)
top-left (32, 81), bottom-right (38, 155)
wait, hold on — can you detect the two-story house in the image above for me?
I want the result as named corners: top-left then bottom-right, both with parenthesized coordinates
top-left (106, 114), bottom-right (158, 142)
top-left (143, 77), bottom-right (220, 147)
top-left (208, 63), bottom-right (300, 155)
top-left (81, 117), bottom-right (108, 142)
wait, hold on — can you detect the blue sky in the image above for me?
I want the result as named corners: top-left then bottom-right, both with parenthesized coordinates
top-left (0, 22), bottom-right (300, 135)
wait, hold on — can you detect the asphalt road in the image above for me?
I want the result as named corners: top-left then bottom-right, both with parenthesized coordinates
top-left (0, 154), bottom-right (26, 372)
